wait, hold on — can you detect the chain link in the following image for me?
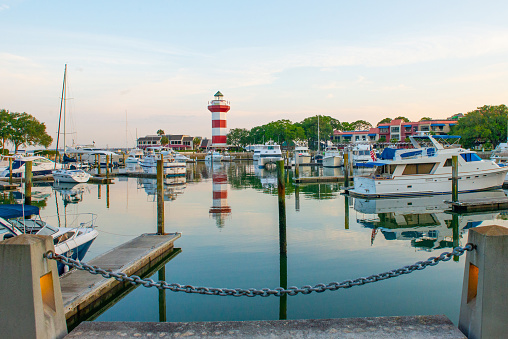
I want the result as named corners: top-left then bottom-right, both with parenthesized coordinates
top-left (46, 243), bottom-right (473, 297)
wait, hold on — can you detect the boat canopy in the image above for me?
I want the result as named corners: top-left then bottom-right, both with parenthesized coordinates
top-left (356, 161), bottom-right (390, 168)
top-left (0, 204), bottom-right (40, 219)
top-left (378, 148), bottom-right (403, 160)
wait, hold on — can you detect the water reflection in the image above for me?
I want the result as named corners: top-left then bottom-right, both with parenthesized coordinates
top-left (354, 190), bottom-right (506, 250)
top-left (53, 182), bottom-right (88, 206)
top-left (208, 162), bottom-right (231, 228)
top-left (138, 177), bottom-right (186, 201)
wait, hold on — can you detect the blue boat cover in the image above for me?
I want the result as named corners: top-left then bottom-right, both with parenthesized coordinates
top-left (431, 135), bottom-right (461, 139)
top-left (400, 150), bottom-right (422, 158)
top-left (379, 148), bottom-right (403, 160)
top-left (356, 161), bottom-right (390, 168)
top-left (0, 204), bottom-right (40, 219)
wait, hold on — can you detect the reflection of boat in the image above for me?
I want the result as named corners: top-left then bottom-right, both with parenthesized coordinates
top-left (139, 154), bottom-right (186, 176)
top-left (138, 177), bottom-right (186, 201)
top-left (53, 182), bottom-right (88, 205)
top-left (162, 149), bottom-right (191, 163)
top-left (354, 191), bottom-right (504, 249)
top-left (322, 166), bottom-right (343, 177)
top-left (254, 165), bottom-right (277, 188)
top-left (349, 134), bottom-right (508, 198)
top-left (0, 204), bottom-right (98, 275)
top-left (322, 146), bottom-right (343, 168)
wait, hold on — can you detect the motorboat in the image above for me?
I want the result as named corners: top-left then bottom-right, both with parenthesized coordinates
top-left (257, 144), bottom-right (283, 168)
top-left (293, 146), bottom-right (311, 165)
top-left (52, 168), bottom-right (90, 183)
top-left (204, 151), bottom-right (223, 162)
top-left (0, 155), bottom-right (62, 178)
top-left (345, 143), bottom-right (375, 166)
top-left (0, 204), bottom-right (98, 275)
top-left (322, 146), bottom-right (343, 168)
top-left (162, 149), bottom-right (191, 163)
top-left (139, 154), bottom-right (186, 176)
top-left (125, 148), bottom-right (144, 164)
top-left (348, 134), bottom-right (508, 198)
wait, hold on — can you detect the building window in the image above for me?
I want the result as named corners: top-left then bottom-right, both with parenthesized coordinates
top-left (391, 127), bottom-right (400, 133)
top-left (355, 136), bottom-right (360, 141)
top-left (369, 136), bottom-right (375, 140)
top-left (421, 126), bottom-right (429, 131)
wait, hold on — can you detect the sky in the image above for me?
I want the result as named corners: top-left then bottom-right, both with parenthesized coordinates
top-left (1, 1), bottom-right (508, 148)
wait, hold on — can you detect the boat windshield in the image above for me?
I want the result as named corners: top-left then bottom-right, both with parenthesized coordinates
top-left (37, 224), bottom-right (59, 236)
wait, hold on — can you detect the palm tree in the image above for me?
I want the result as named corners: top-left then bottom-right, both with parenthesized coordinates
top-left (157, 129), bottom-right (165, 136)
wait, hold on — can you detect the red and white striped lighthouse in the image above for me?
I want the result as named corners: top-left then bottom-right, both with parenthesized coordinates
top-left (207, 91), bottom-right (230, 148)
top-left (209, 169), bottom-right (231, 228)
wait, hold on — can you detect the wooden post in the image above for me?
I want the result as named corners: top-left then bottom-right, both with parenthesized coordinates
top-left (157, 155), bottom-right (164, 234)
top-left (158, 267), bottom-right (167, 322)
top-left (123, 153), bottom-right (126, 166)
top-left (344, 153), bottom-right (349, 185)
top-left (24, 161), bottom-right (32, 206)
top-left (279, 252), bottom-right (287, 320)
top-left (79, 154), bottom-right (82, 164)
top-left (452, 155), bottom-right (458, 202)
top-left (97, 155), bottom-right (101, 176)
top-left (459, 225), bottom-right (508, 338)
top-left (8, 157), bottom-right (12, 184)
top-left (344, 194), bottom-right (350, 230)
top-left (295, 153), bottom-right (300, 178)
top-left (276, 160), bottom-right (286, 255)
top-left (98, 184), bottom-right (101, 199)
top-left (295, 184), bottom-right (300, 212)
top-left (106, 183), bottom-right (110, 209)
top-left (105, 155), bottom-right (110, 179)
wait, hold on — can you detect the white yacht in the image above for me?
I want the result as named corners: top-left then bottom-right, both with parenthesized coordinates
top-left (204, 151), bottom-right (223, 162)
top-left (162, 149), bottom-right (191, 163)
top-left (52, 168), bottom-right (90, 183)
top-left (258, 144), bottom-right (283, 168)
top-left (0, 204), bottom-right (98, 275)
top-left (0, 155), bottom-right (62, 178)
top-left (348, 134), bottom-right (508, 198)
top-left (139, 154), bottom-right (186, 176)
top-left (293, 146), bottom-right (311, 165)
top-left (125, 148), bottom-right (144, 164)
top-left (347, 144), bottom-right (375, 166)
top-left (322, 146), bottom-right (343, 168)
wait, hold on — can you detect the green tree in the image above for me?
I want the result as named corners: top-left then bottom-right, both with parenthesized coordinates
top-left (394, 116), bottom-right (410, 122)
top-left (419, 117), bottom-right (432, 121)
top-left (157, 129), bottom-right (165, 136)
top-left (160, 136), bottom-right (169, 146)
top-left (450, 105), bottom-right (508, 148)
top-left (8, 112), bottom-right (53, 152)
top-left (192, 137), bottom-right (201, 150)
top-left (0, 109), bottom-right (13, 151)
top-left (377, 118), bottom-right (392, 125)
top-left (227, 128), bottom-right (250, 147)
top-left (297, 115), bottom-right (340, 150)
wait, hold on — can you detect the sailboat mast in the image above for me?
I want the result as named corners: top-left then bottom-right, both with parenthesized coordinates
top-left (317, 115), bottom-right (320, 153)
top-left (63, 65), bottom-right (67, 156)
top-left (55, 64), bottom-right (67, 168)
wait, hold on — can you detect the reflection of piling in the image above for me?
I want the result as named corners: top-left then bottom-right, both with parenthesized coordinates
top-left (98, 184), bottom-right (101, 199)
top-left (97, 155), bottom-right (101, 176)
top-left (295, 185), bottom-right (300, 212)
top-left (452, 155), bottom-right (458, 202)
top-left (8, 157), bottom-right (12, 184)
top-left (158, 266), bottom-right (167, 322)
top-left (279, 253), bottom-right (287, 320)
top-left (106, 155), bottom-right (110, 179)
top-left (344, 194), bottom-right (349, 230)
top-left (452, 213), bottom-right (459, 261)
top-left (106, 183), bottom-right (110, 209)
top-left (157, 157), bottom-right (165, 235)
top-left (277, 160), bottom-right (287, 255)
top-left (24, 161), bottom-right (32, 205)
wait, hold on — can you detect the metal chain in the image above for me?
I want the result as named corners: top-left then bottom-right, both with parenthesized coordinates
top-left (46, 244), bottom-right (473, 297)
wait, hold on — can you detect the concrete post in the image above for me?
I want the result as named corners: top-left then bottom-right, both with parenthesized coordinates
top-left (0, 235), bottom-right (67, 339)
top-left (458, 225), bottom-right (508, 339)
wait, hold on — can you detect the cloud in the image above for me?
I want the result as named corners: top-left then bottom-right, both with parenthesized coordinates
top-left (0, 4), bottom-right (9, 11)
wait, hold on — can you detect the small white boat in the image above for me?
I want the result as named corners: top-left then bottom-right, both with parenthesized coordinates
top-left (125, 148), bottom-right (144, 164)
top-left (322, 146), bottom-right (343, 168)
top-left (52, 168), bottom-right (91, 183)
top-left (162, 149), bottom-right (191, 163)
top-left (348, 134), bottom-right (508, 198)
top-left (139, 154), bottom-right (186, 176)
top-left (258, 144), bottom-right (283, 168)
top-left (0, 204), bottom-right (98, 275)
top-left (293, 146), bottom-right (311, 165)
top-left (0, 155), bottom-right (62, 178)
top-left (205, 151), bottom-right (223, 162)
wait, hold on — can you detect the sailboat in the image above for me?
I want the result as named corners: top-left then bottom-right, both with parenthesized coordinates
top-left (52, 64), bottom-right (91, 183)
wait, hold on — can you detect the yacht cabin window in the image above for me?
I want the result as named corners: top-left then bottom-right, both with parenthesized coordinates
top-left (374, 164), bottom-right (396, 176)
top-left (461, 153), bottom-right (481, 162)
top-left (402, 163), bottom-right (436, 175)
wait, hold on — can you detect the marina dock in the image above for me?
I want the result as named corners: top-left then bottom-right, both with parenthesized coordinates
top-left (451, 197), bottom-right (508, 213)
top-left (61, 233), bottom-right (181, 328)
top-left (295, 176), bottom-right (351, 183)
top-left (0, 182), bottom-right (17, 190)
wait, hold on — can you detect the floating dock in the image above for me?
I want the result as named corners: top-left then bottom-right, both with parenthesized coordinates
top-left (61, 233), bottom-right (181, 328)
top-left (451, 197), bottom-right (508, 212)
top-left (0, 182), bottom-right (18, 190)
top-left (88, 176), bottom-right (114, 184)
top-left (295, 176), bottom-right (352, 183)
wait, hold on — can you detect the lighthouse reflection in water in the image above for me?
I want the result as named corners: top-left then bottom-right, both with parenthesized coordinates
top-left (208, 162), bottom-right (231, 228)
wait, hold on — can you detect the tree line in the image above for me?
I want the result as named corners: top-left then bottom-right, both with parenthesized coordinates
top-left (0, 109), bottom-right (53, 153)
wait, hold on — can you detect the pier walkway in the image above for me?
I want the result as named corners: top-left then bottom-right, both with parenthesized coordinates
top-left (61, 233), bottom-right (181, 328)
top-left (66, 315), bottom-right (465, 338)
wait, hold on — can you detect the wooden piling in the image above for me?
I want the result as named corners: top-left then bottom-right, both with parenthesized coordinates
top-left (158, 267), bottom-right (167, 322)
top-left (24, 161), bottom-right (32, 205)
top-left (452, 155), bottom-right (458, 202)
top-left (8, 157), bottom-right (12, 185)
top-left (344, 153), bottom-right (349, 185)
top-left (105, 155), bottom-right (110, 179)
top-left (97, 155), bottom-right (101, 176)
top-left (295, 153), bottom-right (300, 178)
top-left (276, 160), bottom-right (286, 255)
top-left (344, 194), bottom-right (349, 230)
top-left (157, 155), bottom-right (164, 235)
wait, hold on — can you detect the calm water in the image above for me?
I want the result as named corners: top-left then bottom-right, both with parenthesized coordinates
top-left (7, 161), bottom-right (507, 325)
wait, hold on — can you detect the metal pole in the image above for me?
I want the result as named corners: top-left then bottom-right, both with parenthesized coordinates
top-left (452, 155), bottom-right (458, 202)
top-left (24, 161), bottom-right (32, 206)
top-left (276, 160), bottom-right (286, 255)
top-left (157, 155), bottom-right (165, 234)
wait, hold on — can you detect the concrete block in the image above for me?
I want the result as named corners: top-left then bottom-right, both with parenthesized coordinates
top-left (0, 234), bottom-right (67, 339)
top-left (458, 225), bottom-right (508, 339)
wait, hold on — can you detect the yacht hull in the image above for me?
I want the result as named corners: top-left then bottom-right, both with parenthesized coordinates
top-left (323, 155), bottom-right (343, 168)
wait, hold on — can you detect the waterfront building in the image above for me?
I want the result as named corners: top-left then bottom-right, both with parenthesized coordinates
top-left (137, 134), bottom-right (196, 150)
top-left (207, 91), bottom-right (230, 148)
top-left (333, 118), bottom-right (458, 144)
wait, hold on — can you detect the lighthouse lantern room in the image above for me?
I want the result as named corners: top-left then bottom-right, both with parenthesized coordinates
top-left (207, 91), bottom-right (230, 148)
